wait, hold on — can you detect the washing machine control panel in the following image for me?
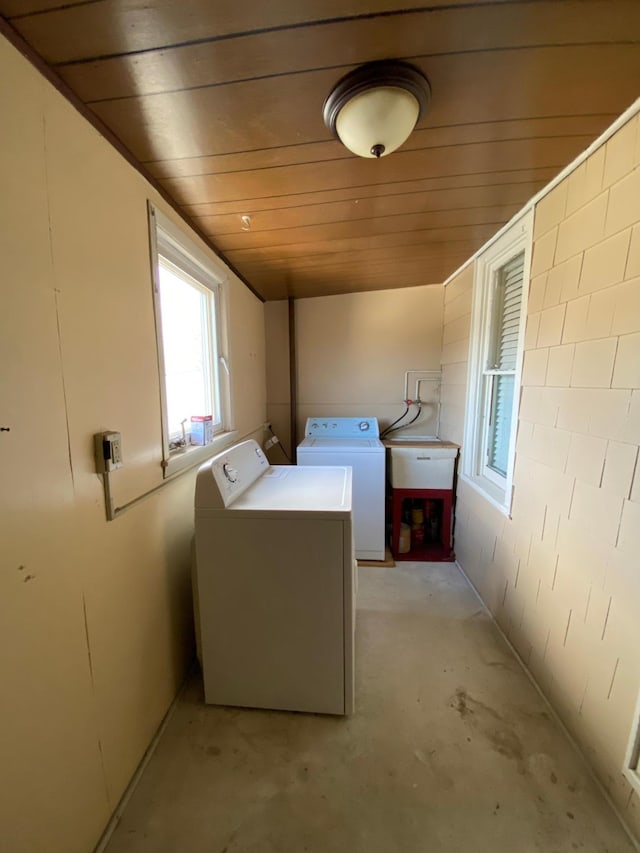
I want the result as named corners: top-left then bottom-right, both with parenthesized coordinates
top-left (305, 417), bottom-right (379, 439)
top-left (205, 440), bottom-right (268, 507)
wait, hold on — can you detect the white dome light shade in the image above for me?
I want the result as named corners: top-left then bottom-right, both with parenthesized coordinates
top-left (323, 60), bottom-right (431, 159)
top-left (335, 86), bottom-right (420, 158)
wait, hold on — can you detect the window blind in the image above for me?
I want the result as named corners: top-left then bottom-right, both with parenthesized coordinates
top-left (492, 252), bottom-right (524, 370)
top-left (487, 251), bottom-right (524, 476)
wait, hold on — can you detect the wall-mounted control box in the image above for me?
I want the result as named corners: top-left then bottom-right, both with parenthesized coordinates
top-left (95, 431), bottom-right (123, 472)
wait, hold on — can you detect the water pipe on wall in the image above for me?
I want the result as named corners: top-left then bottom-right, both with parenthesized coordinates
top-left (403, 369), bottom-right (441, 402)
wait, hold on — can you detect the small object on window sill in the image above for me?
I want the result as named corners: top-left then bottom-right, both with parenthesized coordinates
top-left (191, 415), bottom-right (214, 446)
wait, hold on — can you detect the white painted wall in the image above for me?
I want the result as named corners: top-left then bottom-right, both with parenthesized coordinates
top-left (264, 286), bottom-right (444, 454)
top-left (0, 34), bottom-right (266, 853)
top-left (264, 300), bottom-right (293, 461)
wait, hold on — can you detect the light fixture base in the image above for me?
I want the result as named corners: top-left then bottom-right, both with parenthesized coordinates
top-left (323, 60), bottom-right (431, 146)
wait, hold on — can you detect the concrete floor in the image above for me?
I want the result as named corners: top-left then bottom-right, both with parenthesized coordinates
top-left (105, 563), bottom-right (634, 853)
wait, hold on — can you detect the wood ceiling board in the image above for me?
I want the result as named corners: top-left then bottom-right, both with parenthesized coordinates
top-left (53, 1), bottom-right (640, 102)
top-left (253, 266), bottom-right (455, 300)
top-left (89, 64), bottom-right (339, 163)
top-left (250, 273), bottom-right (457, 299)
top-left (88, 45), bottom-right (640, 164)
top-left (233, 239), bottom-right (491, 298)
top-left (180, 167), bottom-right (561, 217)
top-left (4, 2), bottom-right (638, 302)
top-left (159, 136), bottom-right (589, 207)
top-left (237, 242), bottom-right (481, 270)
top-left (230, 253), bottom-right (488, 298)
top-left (238, 243), bottom-right (478, 270)
top-left (0, 0), bottom-right (91, 16)
top-left (190, 182), bottom-right (546, 236)
top-left (222, 222), bottom-right (504, 262)
top-left (213, 203), bottom-right (523, 252)
top-left (143, 115), bottom-right (613, 180)
top-left (266, 257), bottom-right (457, 278)
top-left (146, 139), bottom-right (343, 181)
top-left (3, 0), bottom-right (494, 63)
top-left (238, 252), bottom-right (472, 286)
top-left (247, 257), bottom-right (458, 284)
top-left (252, 265), bottom-right (455, 290)
top-left (227, 249), bottom-right (506, 297)
top-left (254, 280), bottom-right (422, 300)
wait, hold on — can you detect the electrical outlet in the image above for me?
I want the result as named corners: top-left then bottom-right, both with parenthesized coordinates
top-left (95, 431), bottom-right (123, 472)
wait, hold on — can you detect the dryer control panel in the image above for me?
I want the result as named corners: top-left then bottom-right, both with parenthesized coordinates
top-left (304, 417), bottom-right (379, 439)
top-left (196, 439), bottom-right (269, 508)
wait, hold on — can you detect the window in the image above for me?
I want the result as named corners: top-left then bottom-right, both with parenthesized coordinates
top-left (462, 211), bottom-right (533, 513)
top-left (149, 204), bottom-right (234, 476)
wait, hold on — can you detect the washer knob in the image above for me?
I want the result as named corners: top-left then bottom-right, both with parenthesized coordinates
top-left (359, 421), bottom-right (370, 431)
top-left (222, 463), bottom-right (238, 483)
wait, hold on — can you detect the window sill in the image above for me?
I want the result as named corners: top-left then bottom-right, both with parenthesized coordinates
top-left (163, 430), bottom-right (238, 478)
top-left (623, 767), bottom-right (640, 797)
top-left (459, 472), bottom-right (511, 518)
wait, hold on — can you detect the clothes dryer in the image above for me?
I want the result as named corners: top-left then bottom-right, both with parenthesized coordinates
top-left (194, 439), bottom-right (355, 715)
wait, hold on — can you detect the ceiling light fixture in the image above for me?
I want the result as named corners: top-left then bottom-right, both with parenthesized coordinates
top-left (323, 60), bottom-right (431, 159)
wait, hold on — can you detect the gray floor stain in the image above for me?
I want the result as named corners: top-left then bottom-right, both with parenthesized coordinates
top-left (450, 686), bottom-right (528, 773)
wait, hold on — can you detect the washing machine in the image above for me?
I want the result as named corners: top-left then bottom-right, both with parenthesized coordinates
top-left (194, 439), bottom-right (355, 715)
top-left (297, 417), bottom-right (385, 561)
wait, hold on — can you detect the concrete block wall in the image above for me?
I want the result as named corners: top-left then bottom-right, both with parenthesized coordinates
top-left (441, 112), bottom-right (640, 839)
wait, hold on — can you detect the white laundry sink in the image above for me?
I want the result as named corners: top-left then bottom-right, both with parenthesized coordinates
top-left (388, 443), bottom-right (458, 489)
top-left (387, 434), bottom-right (439, 441)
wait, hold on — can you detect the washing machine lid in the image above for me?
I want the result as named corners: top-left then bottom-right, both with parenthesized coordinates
top-left (298, 437), bottom-right (383, 451)
top-left (230, 465), bottom-right (352, 512)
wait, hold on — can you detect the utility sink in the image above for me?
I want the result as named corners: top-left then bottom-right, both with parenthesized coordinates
top-left (387, 434), bottom-right (439, 441)
top-left (388, 442), bottom-right (458, 489)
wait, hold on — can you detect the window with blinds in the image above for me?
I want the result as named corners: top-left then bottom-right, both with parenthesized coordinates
top-left (484, 252), bottom-right (524, 478)
top-left (462, 211), bottom-right (532, 513)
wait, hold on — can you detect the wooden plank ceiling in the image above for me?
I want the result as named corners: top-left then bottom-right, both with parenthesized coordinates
top-left (2, 0), bottom-right (640, 301)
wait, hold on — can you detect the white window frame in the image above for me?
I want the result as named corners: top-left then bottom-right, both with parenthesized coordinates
top-left (461, 210), bottom-right (533, 514)
top-left (148, 203), bottom-right (235, 477)
top-left (624, 691), bottom-right (640, 795)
